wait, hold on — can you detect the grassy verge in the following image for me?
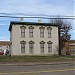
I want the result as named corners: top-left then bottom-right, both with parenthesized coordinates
top-left (0, 55), bottom-right (75, 62)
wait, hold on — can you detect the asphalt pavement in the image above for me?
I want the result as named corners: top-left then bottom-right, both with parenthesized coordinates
top-left (0, 62), bottom-right (75, 75)
top-left (0, 60), bottom-right (75, 66)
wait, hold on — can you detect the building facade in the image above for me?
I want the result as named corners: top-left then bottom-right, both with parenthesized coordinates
top-left (9, 21), bottom-right (59, 56)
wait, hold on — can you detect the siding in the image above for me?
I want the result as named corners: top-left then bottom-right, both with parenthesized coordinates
top-left (10, 23), bottom-right (59, 55)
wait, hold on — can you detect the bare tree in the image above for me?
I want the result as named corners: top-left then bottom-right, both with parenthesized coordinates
top-left (50, 19), bottom-right (72, 55)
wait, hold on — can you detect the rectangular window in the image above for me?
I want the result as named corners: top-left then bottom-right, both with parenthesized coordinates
top-left (29, 44), bottom-right (34, 53)
top-left (21, 27), bottom-right (25, 37)
top-left (48, 44), bottom-right (52, 52)
top-left (48, 29), bottom-right (51, 38)
top-left (40, 28), bottom-right (44, 37)
top-left (40, 44), bottom-right (44, 53)
top-left (47, 27), bottom-right (52, 38)
top-left (21, 43), bottom-right (25, 53)
top-left (20, 26), bottom-right (26, 37)
top-left (29, 29), bottom-right (33, 37)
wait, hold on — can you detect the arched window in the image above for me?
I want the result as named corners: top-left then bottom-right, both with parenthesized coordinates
top-left (40, 41), bottom-right (45, 53)
top-left (20, 26), bottom-right (26, 37)
top-left (29, 40), bottom-right (34, 53)
top-left (47, 41), bottom-right (53, 52)
top-left (29, 26), bottom-right (34, 37)
top-left (39, 26), bottom-right (45, 38)
top-left (47, 27), bottom-right (52, 38)
top-left (20, 40), bottom-right (26, 53)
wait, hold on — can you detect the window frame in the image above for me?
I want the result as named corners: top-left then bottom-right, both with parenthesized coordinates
top-left (47, 27), bottom-right (52, 38)
top-left (20, 40), bottom-right (26, 53)
top-left (40, 41), bottom-right (45, 53)
top-left (47, 41), bottom-right (53, 52)
top-left (29, 26), bottom-right (34, 37)
top-left (39, 26), bottom-right (45, 38)
top-left (29, 40), bottom-right (34, 53)
top-left (20, 26), bottom-right (26, 37)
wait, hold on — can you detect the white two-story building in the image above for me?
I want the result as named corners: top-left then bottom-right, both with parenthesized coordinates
top-left (9, 20), bottom-right (59, 56)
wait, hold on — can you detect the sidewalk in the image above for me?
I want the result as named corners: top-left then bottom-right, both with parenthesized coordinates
top-left (0, 60), bottom-right (75, 66)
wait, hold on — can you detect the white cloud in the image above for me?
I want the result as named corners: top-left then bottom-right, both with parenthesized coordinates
top-left (0, 0), bottom-right (74, 40)
top-left (0, 0), bottom-right (74, 16)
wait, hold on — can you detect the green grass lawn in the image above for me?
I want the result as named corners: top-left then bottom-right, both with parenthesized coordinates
top-left (0, 55), bottom-right (75, 62)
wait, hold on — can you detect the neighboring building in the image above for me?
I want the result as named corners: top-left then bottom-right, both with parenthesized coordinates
top-left (69, 40), bottom-right (75, 54)
top-left (0, 41), bottom-right (10, 52)
top-left (9, 20), bottom-right (59, 56)
top-left (62, 40), bottom-right (75, 55)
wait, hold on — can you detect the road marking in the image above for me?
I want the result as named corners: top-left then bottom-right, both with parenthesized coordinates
top-left (0, 68), bottom-right (75, 74)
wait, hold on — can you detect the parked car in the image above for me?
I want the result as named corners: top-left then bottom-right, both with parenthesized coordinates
top-left (0, 51), bottom-right (4, 55)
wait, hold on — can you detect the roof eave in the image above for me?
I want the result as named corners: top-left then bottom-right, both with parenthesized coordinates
top-left (9, 21), bottom-right (59, 31)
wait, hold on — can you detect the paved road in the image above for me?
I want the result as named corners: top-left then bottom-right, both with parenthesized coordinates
top-left (0, 63), bottom-right (75, 75)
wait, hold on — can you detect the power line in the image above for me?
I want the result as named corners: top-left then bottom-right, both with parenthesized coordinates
top-left (0, 15), bottom-right (75, 19)
top-left (0, 13), bottom-right (75, 19)
top-left (0, 13), bottom-right (75, 17)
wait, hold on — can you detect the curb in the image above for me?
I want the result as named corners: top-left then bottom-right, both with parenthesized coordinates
top-left (0, 61), bottom-right (74, 66)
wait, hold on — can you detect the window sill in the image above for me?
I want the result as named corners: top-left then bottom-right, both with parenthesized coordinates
top-left (29, 37), bottom-right (34, 38)
top-left (21, 37), bottom-right (26, 38)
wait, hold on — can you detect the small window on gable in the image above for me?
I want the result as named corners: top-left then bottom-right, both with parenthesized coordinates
top-left (7, 46), bottom-right (8, 48)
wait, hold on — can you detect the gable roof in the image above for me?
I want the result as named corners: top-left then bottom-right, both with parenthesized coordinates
top-left (9, 21), bottom-right (59, 31)
top-left (0, 41), bottom-right (10, 46)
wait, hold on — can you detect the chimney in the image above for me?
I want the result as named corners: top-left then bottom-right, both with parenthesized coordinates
top-left (38, 19), bottom-right (42, 23)
top-left (20, 18), bottom-right (24, 22)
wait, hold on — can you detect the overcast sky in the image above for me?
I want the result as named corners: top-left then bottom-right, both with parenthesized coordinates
top-left (0, 0), bottom-right (74, 40)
